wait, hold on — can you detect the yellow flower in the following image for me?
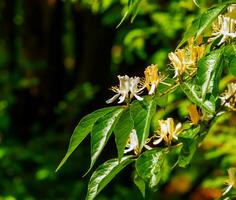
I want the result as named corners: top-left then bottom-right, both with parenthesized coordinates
top-left (223, 167), bottom-right (236, 195)
top-left (168, 38), bottom-right (205, 78)
top-left (153, 118), bottom-right (182, 146)
top-left (144, 64), bottom-right (168, 95)
top-left (187, 104), bottom-right (201, 125)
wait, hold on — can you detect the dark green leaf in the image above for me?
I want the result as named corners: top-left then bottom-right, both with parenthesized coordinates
top-left (56, 106), bottom-right (118, 172)
top-left (86, 156), bottom-right (134, 200)
top-left (134, 172), bottom-right (146, 198)
top-left (136, 149), bottom-right (165, 190)
top-left (155, 93), bottom-right (168, 108)
top-left (89, 107), bottom-right (124, 171)
top-left (130, 96), bottom-right (156, 151)
top-left (178, 4), bottom-right (227, 48)
top-left (114, 108), bottom-right (134, 161)
top-left (224, 45), bottom-right (236, 76)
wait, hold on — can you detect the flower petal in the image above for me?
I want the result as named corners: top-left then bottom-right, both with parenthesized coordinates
top-left (106, 93), bottom-right (120, 104)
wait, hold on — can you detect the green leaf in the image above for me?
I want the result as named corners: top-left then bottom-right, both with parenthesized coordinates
top-left (229, 57), bottom-right (236, 77)
top-left (114, 108), bottom-right (134, 161)
top-left (134, 172), bottom-right (146, 198)
top-left (224, 45), bottom-right (236, 76)
top-left (116, 0), bottom-right (142, 28)
top-left (89, 107), bottom-right (124, 171)
top-left (136, 149), bottom-right (165, 190)
top-left (178, 4), bottom-right (227, 48)
top-left (178, 126), bottom-right (201, 167)
top-left (154, 94), bottom-right (168, 108)
top-left (86, 156), bottom-right (134, 200)
top-left (197, 49), bottom-right (223, 100)
top-left (130, 96), bottom-right (156, 151)
top-left (180, 82), bottom-right (215, 114)
top-left (56, 106), bottom-right (118, 172)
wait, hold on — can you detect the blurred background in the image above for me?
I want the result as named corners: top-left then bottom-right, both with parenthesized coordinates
top-left (0, 0), bottom-right (235, 199)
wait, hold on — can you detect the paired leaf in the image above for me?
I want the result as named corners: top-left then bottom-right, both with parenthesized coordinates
top-left (89, 107), bottom-right (124, 171)
top-left (130, 96), bottom-right (156, 150)
top-left (136, 149), bottom-right (165, 190)
top-left (178, 4), bottom-right (227, 48)
top-left (56, 106), bottom-right (118, 172)
top-left (86, 156), bottom-right (134, 200)
top-left (114, 108), bottom-right (134, 161)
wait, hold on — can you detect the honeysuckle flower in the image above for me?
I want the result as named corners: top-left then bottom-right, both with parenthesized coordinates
top-left (153, 118), bottom-right (182, 146)
top-left (144, 64), bottom-right (169, 95)
top-left (168, 38), bottom-right (205, 78)
top-left (129, 76), bottom-right (144, 101)
top-left (168, 50), bottom-right (186, 78)
top-left (106, 75), bottom-right (144, 104)
top-left (124, 129), bottom-right (139, 155)
top-left (208, 14), bottom-right (236, 45)
top-left (188, 104), bottom-right (201, 125)
top-left (227, 4), bottom-right (236, 13)
top-left (222, 167), bottom-right (236, 196)
top-left (220, 82), bottom-right (236, 111)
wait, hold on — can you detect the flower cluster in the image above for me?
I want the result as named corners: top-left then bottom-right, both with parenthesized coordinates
top-left (106, 3), bottom-right (236, 159)
top-left (106, 65), bottom-right (169, 104)
top-left (220, 82), bottom-right (236, 111)
top-left (168, 37), bottom-right (205, 78)
top-left (209, 4), bottom-right (236, 45)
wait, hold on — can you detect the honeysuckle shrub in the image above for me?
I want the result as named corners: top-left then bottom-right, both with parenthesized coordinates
top-left (57, 1), bottom-right (236, 199)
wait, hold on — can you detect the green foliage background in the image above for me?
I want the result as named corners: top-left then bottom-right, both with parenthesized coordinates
top-left (0, 0), bottom-right (235, 199)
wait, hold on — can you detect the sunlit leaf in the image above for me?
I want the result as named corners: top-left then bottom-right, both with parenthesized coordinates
top-left (114, 108), bottom-right (134, 161)
top-left (136, 149), bottom-right (165, 190)
top-left (89, 107), bottom-right (124, 172)
top-left (86, 156), bottom-right (134, 200)
top-left (180, 82), bottom-right (215, 114)
top-left (116, 0), bottom-right (142, 28)
top-left (197, 49), bottom-right (223, 100)
top-left (130, 96), bottom-right (156, 151)
top-left (178, 4), bottom-right (227, 48)
top-left (56, 106), bottom-right (118, 172)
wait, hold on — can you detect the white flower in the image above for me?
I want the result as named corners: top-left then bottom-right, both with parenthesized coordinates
top-left (129, 77), bottom-right (144, 101)
top-left (220, 82), bottom-right (236, 111)
top-left (223, 168), bottom-right (236, 196)
top-left (153, 118), bottom-right (182, 146)
top-left (209, 14), bottom-right (236, 45)
top-left (106, 75), bottom-right (144, 104)
top-left (124, 129), bottom-right (139, 155)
